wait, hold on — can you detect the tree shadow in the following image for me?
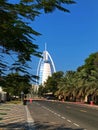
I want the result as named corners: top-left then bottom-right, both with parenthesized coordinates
top-left (0, 121), bottom-right (85, 130)
top-left (0, 122), bottom-right (27, 129)
top-left (33, 121), bottom-right (85, 130)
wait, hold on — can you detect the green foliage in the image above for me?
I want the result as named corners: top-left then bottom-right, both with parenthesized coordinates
top-left (40, 52), bottom-right (98, 103)
top-left (38, 85), bottom-right (46, 96)
top-left (0, 0), bottom-right (75, 78)
top-left (0, 0), bottom-right (41, 77)
top-left (84, 52), bottom-right (98, 71)
top-left (43, 71), bottom-right (64, 94)
top-left (2, 73), bottom-right (31, 96)
top-left (35, 0), bottom-right (76, 13)
top-left (0, 0), bottom-right (41, 58)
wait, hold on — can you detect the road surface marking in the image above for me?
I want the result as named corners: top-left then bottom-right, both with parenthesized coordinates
top-left (48, 109), bottom-right (54, 113)
top-left (25, 106), bottom-right (35, 130)
top-left (67, 119), bottom-right (71, 122)
top-left (73, 123), bottom-right (80, 127)
top-left (61, 116), bottom-right (66, 119)
top-left (42, 106), bottom-right (47, 109)
top-left (56, 114), bottom-right (61, 117)
top-left (80, 109), bottom-right (87, 113)
top-left (66, 106), bottom-right (71, 108)
top-left (40, 104), bottom-right (82, 129)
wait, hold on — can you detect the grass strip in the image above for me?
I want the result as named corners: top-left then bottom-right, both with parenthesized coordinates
top-left (0, 113), bottom-right (7, 115)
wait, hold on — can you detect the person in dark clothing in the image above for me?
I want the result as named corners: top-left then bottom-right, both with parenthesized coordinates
top-left (23, 95), bottom-right (27, 105)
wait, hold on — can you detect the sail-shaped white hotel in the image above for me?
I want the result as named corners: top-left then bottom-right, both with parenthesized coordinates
top-left (37, 45), bottom-right (56, 85)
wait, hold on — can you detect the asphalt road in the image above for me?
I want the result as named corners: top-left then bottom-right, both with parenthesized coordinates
top-left (27, 100), bottom-right (98, 130)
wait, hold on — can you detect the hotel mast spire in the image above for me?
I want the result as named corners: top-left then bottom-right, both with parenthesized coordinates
top-left (37, 43), bottom-right (56, 85)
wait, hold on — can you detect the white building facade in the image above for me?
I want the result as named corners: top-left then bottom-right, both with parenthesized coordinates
top-left (37, 46), bottom-right (56, 85)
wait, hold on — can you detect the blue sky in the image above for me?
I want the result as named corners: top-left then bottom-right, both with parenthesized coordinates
top-left (30, 0), bottom-right (98, 75)
top-left (7, 0), bottom-right (98, 75)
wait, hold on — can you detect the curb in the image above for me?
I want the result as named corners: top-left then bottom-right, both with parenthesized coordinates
top-left (25, 106), bottom-right (35, 130)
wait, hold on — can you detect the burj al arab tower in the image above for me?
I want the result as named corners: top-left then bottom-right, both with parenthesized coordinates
top-left (37, 45), bottom-right (56, 85)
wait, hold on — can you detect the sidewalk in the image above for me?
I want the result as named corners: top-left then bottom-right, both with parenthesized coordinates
top-left (0, 103), bottom-right (27, 130)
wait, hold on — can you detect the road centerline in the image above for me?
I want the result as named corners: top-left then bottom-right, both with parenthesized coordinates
top-left (80, 109), bottom-right (87, 113)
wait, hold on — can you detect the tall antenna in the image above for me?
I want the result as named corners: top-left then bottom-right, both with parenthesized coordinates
top-left (36, 43), bottom-right (56, 85)
top-left (45, 43), bottom-right (47, 51)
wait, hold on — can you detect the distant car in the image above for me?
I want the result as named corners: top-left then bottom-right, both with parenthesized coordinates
top-left (46, 96), bottom-right (56, 100)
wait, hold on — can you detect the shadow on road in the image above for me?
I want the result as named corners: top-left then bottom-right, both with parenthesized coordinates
top-left (34, 121), bottom-right (85, 130)
top-left (0, 122), bottom-right (27, 129)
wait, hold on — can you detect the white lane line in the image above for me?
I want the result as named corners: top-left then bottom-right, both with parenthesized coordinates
top-left (61, 116), bottom-right (66, 120)
top-left (42, 106), bottom-right (47, 109)
top-left (25, 106), bottom-right (35, 130)
top-left (42, 106), bottom-right (55, 114)
top-left (67, 119), bottom-right (71, 123)
top-left (80, 109), bottom-right (87, 113)
top-left (41, 105), bottom-right (82, 129)
top-left (56, 114), bottom-right (61, 117)
top-left (54, 112), bottom-right (58, 115)
top-left (48, 109), bottom-right (54, 113)
top-left (73, 123), bottom-right (80, 127)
